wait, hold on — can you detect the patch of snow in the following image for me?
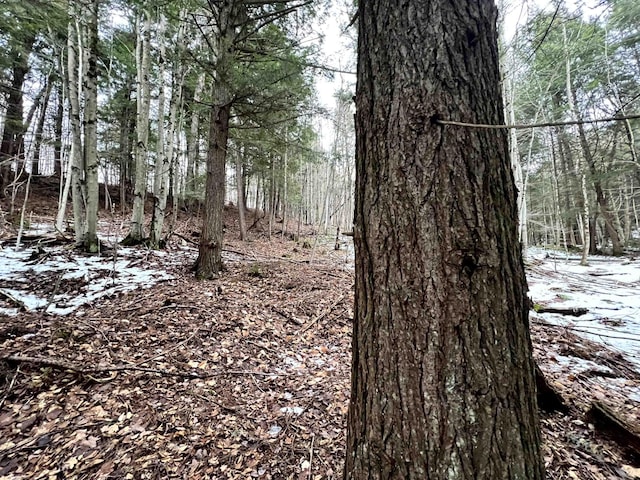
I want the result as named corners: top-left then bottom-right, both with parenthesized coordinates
top-left (21, 222), bottom-right (54, 237)
top-left (283, 357), bottom-right (302, 368)
top-left (1, 289), bottom-right (48, 311)
top-left (527, 247), bottom-right (640, 370)
top-left (280, 406), bottom-right (304, 415)
top-left (0, 245), bottom-right (174, 316)
top-left (542, 351), bottom-right (614, 375)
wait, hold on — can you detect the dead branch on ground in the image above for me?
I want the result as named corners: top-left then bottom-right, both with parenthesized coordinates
top-left (2, 354), bottom-right (284, 379)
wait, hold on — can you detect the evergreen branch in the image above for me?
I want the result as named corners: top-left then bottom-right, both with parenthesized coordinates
top-left (234, 0), bottom-right (313, 44)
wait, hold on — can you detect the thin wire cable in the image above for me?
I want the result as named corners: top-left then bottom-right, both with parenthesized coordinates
top-left (435, 113), bottom-right (640, 130)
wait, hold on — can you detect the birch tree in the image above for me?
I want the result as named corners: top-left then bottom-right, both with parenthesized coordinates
top-left (65, 0), bottom-right (99, 252)
top-left (123, 4), bottom-right (151, 245)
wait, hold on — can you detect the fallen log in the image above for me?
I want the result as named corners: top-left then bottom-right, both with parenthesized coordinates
top-left (535, 364), bottom-right (569, 413)
top-left (534, 306), bottom-right (589, 317)
top-left (587, 401), bottom-right (640, 457)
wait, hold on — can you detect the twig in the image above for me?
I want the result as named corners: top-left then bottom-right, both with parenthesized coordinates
top-left (43, 273), bottom-right (64, 313)
top-left (252, 373), bottom-right (265, 393)
top-left (299, 295), bottom-right (345, 334)
top-left (54, 223), bottom-right (71, 241)
top-left (308, 433), bottom-right (315, 480)
top-left (247, 340), bottom-right (280, 355)
top-left (223, 247), bottom-right (250, 257)
top-left (0, 288), bottom-right (26, 310)
top-left (272, 306), bottom-right (304, 325)
top-left (157, 304), bottom-right (199, 311)
top-left (76, 317), bottom-right (112, 345)
top-left (133, 328), bottom-right (202, 367)
top-left (3, 354), bottom-right (284, 379)
top-left (0, 366), bottom-right (20, 410)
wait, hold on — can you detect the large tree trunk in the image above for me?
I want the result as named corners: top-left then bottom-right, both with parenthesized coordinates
top-left (0, 33), bottom-right (35, 195)
top-left (193, 0), bottom-right (242, 278)
top-left (195, 101), bottom-right (230, 278)
top-left (345, 1), bottom-right (544, 479)
top-left (117, 84), bottom-right (135, 213)
top-left (554, 122), bottom-right (578, 247)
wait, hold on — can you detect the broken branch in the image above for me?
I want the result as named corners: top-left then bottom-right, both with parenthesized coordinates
top-left (2, 354), bottom-right (283, 379)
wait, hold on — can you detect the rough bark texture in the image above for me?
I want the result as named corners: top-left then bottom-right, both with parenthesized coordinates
top-left (0, 33), bottom-right (35, 194)
top-left (194, 0), bottom-right (243, 278)
top-left (235, 151), bottom-right (248, 241)
top-left (344, 1), bottom-right (545, 479)
top-left (195, 102), bottom-right (230, 278)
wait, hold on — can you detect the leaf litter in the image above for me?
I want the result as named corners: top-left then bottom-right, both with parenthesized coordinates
top-left (0, 209), bottom-right (640, 479)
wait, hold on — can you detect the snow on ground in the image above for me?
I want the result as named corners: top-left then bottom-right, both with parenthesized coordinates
top-left (526, 247), bottom-right (640, 370)
top-left (4, 230), bottom-right (640, 375)
top-left (0, 244), bottom-right (174, 316)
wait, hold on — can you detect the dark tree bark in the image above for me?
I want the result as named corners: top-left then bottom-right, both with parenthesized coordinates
top-left (0, 34), bottom-right (36, 194)
top-left (53, 81), bottom-right (64, 178)
top-left (195, 102), bottom-right (230, 278)
top-left (193, 0), bottom-right (243, 278)
top-left (235, 150), bottom-right (248, 241)
top-left (553, 122), bottom-right (579, 246)
top-left (567, 83), bottom-right (623, 256)
top-left (345, 1), bottom-right (545, 479)
top-left (118, 88), bottom-right (135, 210)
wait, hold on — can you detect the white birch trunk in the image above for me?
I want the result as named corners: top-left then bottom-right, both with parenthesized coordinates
top-left (150, 13), bottom-right (184, 248)
top-left (127, 7), bottom-right (151, 243)
top-left (150, 15), bottom-right (168, 248)
top-left (186, 72), bottom-right (206, 196)
top-left (579, 170), bottom-right (590, 266)
top-left (67, 5), bottom-right (85, 246)
top-left (83, 0), bottom-right (99, 252)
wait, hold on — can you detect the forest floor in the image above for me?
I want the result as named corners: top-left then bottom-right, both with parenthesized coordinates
top-left (1, 182), bottom-right (640, 479)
